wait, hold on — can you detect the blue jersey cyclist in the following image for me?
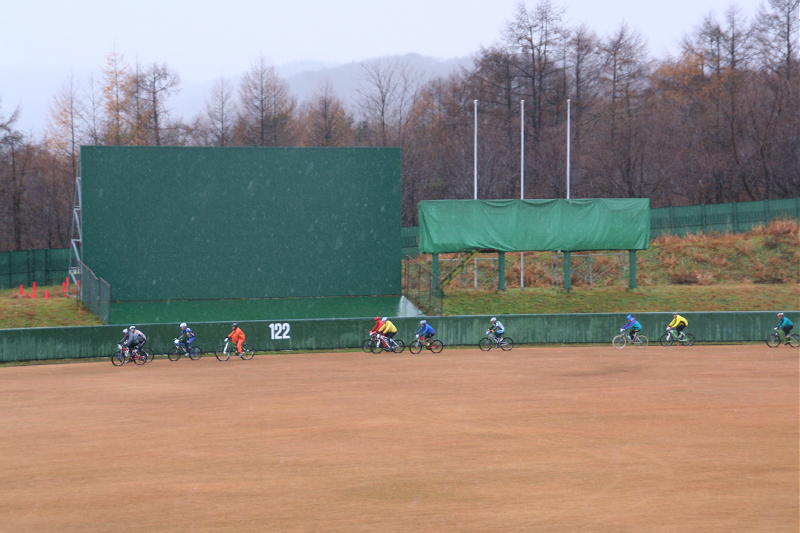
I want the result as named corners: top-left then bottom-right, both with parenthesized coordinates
top-left (775, 312), bottom-right (794, 344)
top-left (620, 314), bottom-right (642, 340)
top-left (487, 317), bottom-right (505, 340)
top-left (175, 322), bottom-right (196, 353)
top-left (415, 320), bottom-right (436, 345)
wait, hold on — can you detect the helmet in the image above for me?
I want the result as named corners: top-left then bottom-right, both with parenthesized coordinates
top-left (671, 312), bottom-right (677, 316)
top-left (232, 322), bottom-right (238, 328)
top-left (777, 312), bottom-right (784, 317)
top-left (490, 317), bottom-right (497, 322)
top-left (626, 314), bottom-right (633, 320)
top-left (420, 320), bottom-right (426, 325)
top-left (382, 317), bottom-right (388, 322)
top-left (129, 325), bottom-right (136, 331)
top-left (374, 316), bottom-right (380, 321)
top-left (122, 328), bottom-right (128, 334)
top-left (180, 322), bottom-right (187, 328)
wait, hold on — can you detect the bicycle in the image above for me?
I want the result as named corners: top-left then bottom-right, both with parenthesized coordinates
top-left (111, 344), bottom-right (149, 366)
top-left (611, 331), bottom-right (648, 350)
top-left (362, 332), bottom-right (380, 353)
top-left (409, 337), bottom-right (445, 354)
top-left (765, 329), bottom-right (800, 348)
top-left (215, 338), bottom-right (255, 361)
top-left (659, 327), bottom-right (696, 347)
top-left (370, 333), bottom-right (405, 354)
top-left (478, 332), bottom-right (513, 351)
top-left (168, 338), bottom-right (203, 361)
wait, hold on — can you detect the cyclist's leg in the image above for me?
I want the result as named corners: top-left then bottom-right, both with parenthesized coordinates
top-left (236, 339), bottom-right (244, 354)
top-left (676, 324), bottom-right (686, 339)
top-left (783, 326), bottom-right (793, 344)
top-left (386, 332), bottom-right (396, 347)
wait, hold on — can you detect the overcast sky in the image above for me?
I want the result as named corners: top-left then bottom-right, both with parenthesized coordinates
top-left (3, 0), bottom-right (759, 133)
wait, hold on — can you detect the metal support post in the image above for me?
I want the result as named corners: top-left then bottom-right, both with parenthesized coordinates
top-left (563, 252), bottom-right (572, 290)
top-left (498, 251), bottom-right (506, 291)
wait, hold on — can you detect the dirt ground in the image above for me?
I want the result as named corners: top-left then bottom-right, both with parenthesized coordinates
top-left (0, 345), bottom-right (797, 532)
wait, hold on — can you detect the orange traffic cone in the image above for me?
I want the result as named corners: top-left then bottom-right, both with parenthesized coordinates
top-left (44, 289), bottom-right (50, 299)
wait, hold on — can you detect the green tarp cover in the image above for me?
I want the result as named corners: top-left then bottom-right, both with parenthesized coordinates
top-left (418, 199), bottom-right (650, 253)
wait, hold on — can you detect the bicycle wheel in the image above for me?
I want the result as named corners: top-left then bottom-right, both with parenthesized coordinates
top-left (681, 333), bottom-right (696, 347)
top-left (361, 338), bottom-right (374, 353)
top-left (409, 340), bottom-right (423, 355)
top-left (765, 332), bottom-right (781, 348)
top-left (241, 345), bottom-right (255, 360)
top-left (188, 346), bottom-right (202, 360)
top-left (787, 334), bottom-right (800, 348)
top-left (132, 351), bottom-right (147, 365)
top-left (370, 340), bottom-right (386, 354)
top-left (499, 337), bottom-right (513, 351)
top-left (215, 345), bottom-right (231, 361)
top-left (478, 338), bottom-right (493, 351)
top-left (429, 340), bottom-right (444, 353)
top-left (612, 335), bottom-right (627, 350)
top-left (392, 339), bottom-right (405, 353)
top-left (168, 349), bottom-right (182, 361)
top-left (659, 333), bottom-right (674, 347)
top-left (111, 351), bottom-right (126, 366)
top-left (634, 335), bottom-right (648, 348)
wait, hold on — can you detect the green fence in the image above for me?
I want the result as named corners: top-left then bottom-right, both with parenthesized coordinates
top-left (0, 248), bottom-right (70, 289)
top-left (651, 198), bottom-right (800, 237)
top-left (1, 311), bottom-right (793, 363)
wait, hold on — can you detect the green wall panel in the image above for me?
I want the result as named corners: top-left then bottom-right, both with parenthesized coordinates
top-left (80, 146), bottom-right (402, 301)
top-left (1, 311), bottom-right (794, 363)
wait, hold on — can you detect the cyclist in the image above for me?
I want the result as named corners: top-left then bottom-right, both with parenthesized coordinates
top-left (369, 316), bottom-right (384, 337)
top-left (175, 322), bottom-right (196, 354)
top-left (487, 317), bottom-right (505, 344)
top-left (775, 312), bottom-right (794, 344)
top-left (123, 325), bottom-right (147, 353)
top-left (620, 314), bottom-right (642, 341)
top-left (416, 319), bottom-right (436, 347)
top-left (118, 328), bottom-right (129, 345)
top-left (227, 322), bottom-right (246, 356)
top-left (378, 316), bottom-right (398, 349)
top-left (666, 313), bottom-right (688, 340)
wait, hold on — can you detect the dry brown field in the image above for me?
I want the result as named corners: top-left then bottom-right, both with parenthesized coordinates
top-left (1, 345), bottom-right (797, 532)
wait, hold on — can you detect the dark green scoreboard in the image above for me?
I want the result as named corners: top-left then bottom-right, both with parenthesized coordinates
top-left (81, 146), bottom-right (402, 302)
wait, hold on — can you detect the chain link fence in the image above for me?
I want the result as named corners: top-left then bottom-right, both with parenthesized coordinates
top-left (402, 258), bottom-right (442, 315)
top-left (79, 263), bottom-right (112, 323)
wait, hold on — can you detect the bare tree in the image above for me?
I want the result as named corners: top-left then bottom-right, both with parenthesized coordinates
top-left (136, 63), bottom-right (180, 146)
top-left (101, 51), bottom-right (131, 145)
top-left (45, 76), bottom-right (82, 177)
top-left (357, 58), bottom-right (419, 146)
top-left (236, 58), bottom-right (296, 146)
top-left (298, 82), bottom-right (354, 146)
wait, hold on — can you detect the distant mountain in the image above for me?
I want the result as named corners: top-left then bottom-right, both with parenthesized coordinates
top-left (1, 54), bottom-right (472, 138)
top-left (284, 53), bottom-right (472, 110)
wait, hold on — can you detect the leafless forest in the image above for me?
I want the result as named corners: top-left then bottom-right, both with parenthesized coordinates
top-left (0, 0), bottom-right (797, 251)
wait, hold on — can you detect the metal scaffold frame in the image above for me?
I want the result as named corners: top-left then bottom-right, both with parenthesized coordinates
top-left (67, 175), bottom-right (82, 299)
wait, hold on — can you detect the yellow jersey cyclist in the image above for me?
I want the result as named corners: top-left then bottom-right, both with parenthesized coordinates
top-left (666, 313), bottom-right (688, 340)
top-left (378, 317), bottom-right (399, 350)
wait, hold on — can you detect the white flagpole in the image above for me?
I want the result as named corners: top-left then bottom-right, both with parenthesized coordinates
top-left (566, 98), bottom-right (571, 199)
top-left (520, 99), bottom-right (525, 289)
top-left (473, 99), bottom-right (478, 289)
